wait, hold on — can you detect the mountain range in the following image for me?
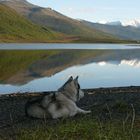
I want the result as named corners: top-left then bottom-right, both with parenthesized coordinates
top-left (0, 0), bottom-right (140, 43)
top-left (81, 20), bottom-right (140, 41)
top-left (98, 20), bottom-right (140, 28)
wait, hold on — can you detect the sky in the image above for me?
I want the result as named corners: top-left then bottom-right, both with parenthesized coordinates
top-left (27, 0), bottom-right (140, 22)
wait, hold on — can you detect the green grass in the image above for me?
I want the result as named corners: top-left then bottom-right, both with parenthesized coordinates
top-left (15, 115), bottom-right (140, 140)
top-left (0, 4), bottom-right (68, 43)
top-left (12, 92), bottom-right (140, 140)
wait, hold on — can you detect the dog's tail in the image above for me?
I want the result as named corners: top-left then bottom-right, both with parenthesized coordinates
top-left (25, 100), bottom-right (31, 117)
top-left (25, 96), bottom-right (44, 117)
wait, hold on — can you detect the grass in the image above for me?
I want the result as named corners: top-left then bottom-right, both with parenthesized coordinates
top-left (15, 113), bottom-right (140, 140)
top-left (12, 94), bottom-right (140, 140)
top-left (0, 4), bottom-right (69, 43)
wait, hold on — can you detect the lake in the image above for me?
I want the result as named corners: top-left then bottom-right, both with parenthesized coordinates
top-left (0, 43), bottom-right (140, 50)
top-left (0, 43), bottom-right (140, 94)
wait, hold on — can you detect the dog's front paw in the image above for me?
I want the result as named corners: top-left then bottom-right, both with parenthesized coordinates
top-left (83, 110), bottom-right (91, 114)
top-left (86, 110), bottom-right (91, 114)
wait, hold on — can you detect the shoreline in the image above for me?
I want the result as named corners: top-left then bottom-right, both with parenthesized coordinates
top-left (0, 86), bottom-right (140, 139)
top-left (1, 85), bottom-right (140, 98)
top-left (0, 41), bottom-right (130, 44)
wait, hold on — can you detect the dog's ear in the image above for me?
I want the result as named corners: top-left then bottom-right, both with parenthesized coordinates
top-left (58, 76), bottom-right (73, 91)
top-left (68, 76), bottom-right (73, 82)
top-left (74, 76), bottom-right (79, 81)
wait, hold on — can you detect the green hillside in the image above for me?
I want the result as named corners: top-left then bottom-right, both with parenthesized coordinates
top-left (0, 4), bottom-right (67, 43)
top-left (1, 0), bottom-right (123, 43)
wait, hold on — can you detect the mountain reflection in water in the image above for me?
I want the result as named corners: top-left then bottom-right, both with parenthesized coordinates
top-left (0, 49), bottom-right (140, 94)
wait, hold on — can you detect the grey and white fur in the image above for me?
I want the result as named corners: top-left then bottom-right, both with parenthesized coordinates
top-left (25, 76), bottom-right (91, 119)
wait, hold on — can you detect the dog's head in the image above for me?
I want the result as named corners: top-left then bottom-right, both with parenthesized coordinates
top-left (59, 76), bottom-right (84, 102)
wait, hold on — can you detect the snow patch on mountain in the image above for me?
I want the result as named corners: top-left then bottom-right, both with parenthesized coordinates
top-left (98, 19), bottom-right (140, 28)
top-left (122, 19), bottom-right (140, 28)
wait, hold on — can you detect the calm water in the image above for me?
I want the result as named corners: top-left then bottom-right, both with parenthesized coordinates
top-left (0, 43), bottom-right (140, 94)
top-left (0, 43), bottom-right (140, 50)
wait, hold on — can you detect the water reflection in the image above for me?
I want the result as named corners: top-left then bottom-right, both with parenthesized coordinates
top-left (0, 49), bottom-right (140, 94)
top-left (97, 59), bottom-right (140, 67)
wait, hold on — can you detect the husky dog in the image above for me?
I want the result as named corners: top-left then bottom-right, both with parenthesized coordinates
top-left (25, 76), bottom-right (91, 119)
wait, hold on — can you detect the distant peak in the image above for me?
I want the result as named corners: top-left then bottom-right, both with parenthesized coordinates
top-left (97, 19), bottom-right (140, 28)
top-left (122, 19), bottom-right (140, 28)
top-left (98, 20), bottom-right (108, 24)
top-left (98, 20), bottom-right (122, 26)
top-left (107, 21), bottom-right (122, 26)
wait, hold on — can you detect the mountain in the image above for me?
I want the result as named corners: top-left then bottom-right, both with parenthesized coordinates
top-left (0, 4), bottom-right (69, 42)
top-left (99, 19), bottom-right (140, 28)
top-left (0, 0), bottom-right (122, 43)
top-left (106, 21), bottom-right (122, 26)
top-left (122, 19), bottom-right (140, 28)
top-left (82, 20), bottom-right (140, 41)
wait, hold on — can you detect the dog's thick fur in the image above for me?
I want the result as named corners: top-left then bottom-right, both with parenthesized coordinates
top-left (25, 76), bottom-right (91, 119)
